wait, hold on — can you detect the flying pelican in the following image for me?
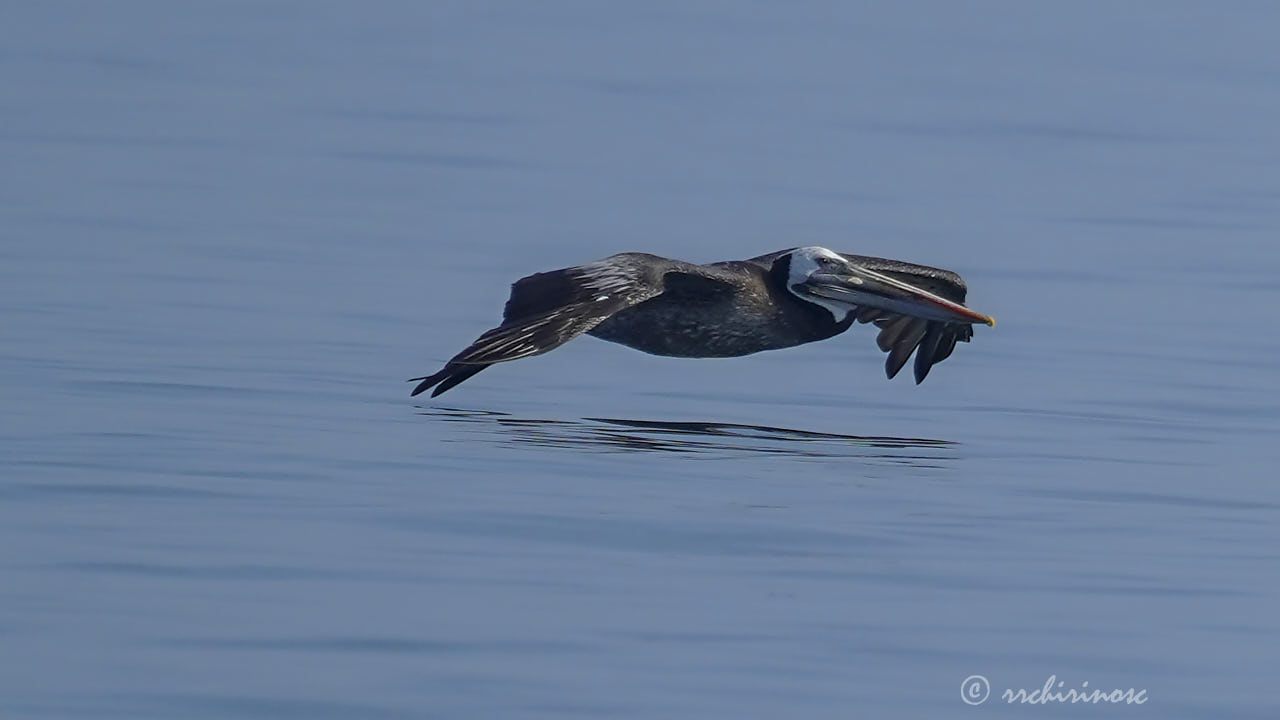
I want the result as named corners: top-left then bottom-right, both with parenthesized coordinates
top-left (410, 246), bottom-right (995, 397)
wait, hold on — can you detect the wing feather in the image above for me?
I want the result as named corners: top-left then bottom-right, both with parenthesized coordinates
top-left (411, 254), bottom-right (715, 397)
top-left (882, 318), bottom-right (928, 379)
top-left (913, 325), bottom-right (944, 384)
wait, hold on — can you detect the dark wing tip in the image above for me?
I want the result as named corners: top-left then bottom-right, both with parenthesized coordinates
top-left (409, 364), bottom-right (488, 397)
top-left (880, 318), bottom-right (928, 380)
top-left (912, 326), bottom-right (944, 384)
top-left (409, 370), bottom-right (447, 397)
top-left (874, 317), bottom-right (970, 384)
top-left (431, 365), bottom-right (486, 396)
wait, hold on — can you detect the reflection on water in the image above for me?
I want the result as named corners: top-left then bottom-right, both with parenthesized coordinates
top-left (419, 407), bottom-right (957, 461)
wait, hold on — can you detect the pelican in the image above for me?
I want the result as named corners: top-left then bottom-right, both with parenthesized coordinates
top-left (410, 247), bottom-right (995, 397)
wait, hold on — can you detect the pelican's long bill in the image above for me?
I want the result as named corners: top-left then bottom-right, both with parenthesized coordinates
top-left (801, 260), bottom-right (996, 327)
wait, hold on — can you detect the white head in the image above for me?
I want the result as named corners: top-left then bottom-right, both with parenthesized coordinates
top-left (784, 246), bottom-right (859, 320)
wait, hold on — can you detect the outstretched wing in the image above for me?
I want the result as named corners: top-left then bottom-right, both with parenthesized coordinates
top-left (452, 254), bottom-right (674, 366)
top-left (411, 253), bottom-right (699, 397)
top-left (838, 253), bottom-right (976, 384)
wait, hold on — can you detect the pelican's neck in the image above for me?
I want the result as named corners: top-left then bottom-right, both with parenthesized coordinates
top-left (792, 290), bottom-right (854, 322)
top-left (773, 253), bottom-right (854, 322)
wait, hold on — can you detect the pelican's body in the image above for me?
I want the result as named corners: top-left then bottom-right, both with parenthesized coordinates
top-left (411, 247), bottom-right (994, 397)
top-left (585, 252), bottom-right (848, 358)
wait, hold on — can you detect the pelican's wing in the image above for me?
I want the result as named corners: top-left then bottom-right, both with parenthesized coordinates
top-left (454, 256), bottom-right (669, 365)
top-left (410, 254), bottom-right (717, 397)
top-left (838, 253), bottom-right (977, 384)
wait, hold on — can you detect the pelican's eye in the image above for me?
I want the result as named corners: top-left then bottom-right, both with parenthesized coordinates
top-left (817, 255), bottom-right (840, 268)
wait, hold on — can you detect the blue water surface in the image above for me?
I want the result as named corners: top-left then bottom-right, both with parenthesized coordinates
top-left (3, 3), bottom-right (1279, 718)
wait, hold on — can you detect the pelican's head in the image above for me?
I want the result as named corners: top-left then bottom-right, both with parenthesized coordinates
top-left (782, 246), bottom-right (996, 326)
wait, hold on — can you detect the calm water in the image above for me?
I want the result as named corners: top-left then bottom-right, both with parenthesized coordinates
top-left (3, 2), bottom-right (1279, 718)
